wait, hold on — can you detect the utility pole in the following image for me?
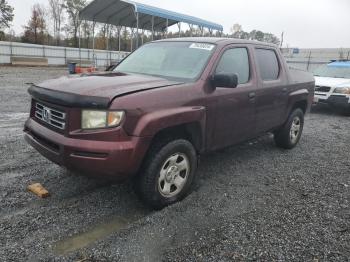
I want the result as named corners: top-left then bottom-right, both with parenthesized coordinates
top-left (280, 32), bottom-right (284, 48)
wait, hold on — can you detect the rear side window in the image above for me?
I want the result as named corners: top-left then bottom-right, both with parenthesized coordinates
top-left (215, 48), bottom-right (250, 84)
top-left (255, 49), bottom-right (280, 80)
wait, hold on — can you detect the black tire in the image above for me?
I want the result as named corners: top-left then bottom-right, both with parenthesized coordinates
top-left (344, 108), bottom-right (350, 117)
top-left (274, 108), bottom-right (304, 149)
top-left (134, 138), bottom-right (197, 210)
top-left (334, 106), bottom-right (350, 116)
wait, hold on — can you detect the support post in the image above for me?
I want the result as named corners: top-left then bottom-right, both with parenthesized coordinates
top-left (165, 19), bottom-right (169, 38)
top-left (189, 24), bottom-right (193, 37)
top-left (130, 28), bottom-right (134, 52)
top-left (117, 26), bottom-right (121, 61)
top-left (78, 20), bottom-right (81, 67)
top-left (92, 22), bottom-right (96, 68)
top-left (151, 16), bottom-right (154, 40)
top-left (9, 32), bottom-right (13, 57)
top-left (136, 12), bottom-right (139, 48)
top-left (106, 24), bottom-right (109, 51)
top-left (141, 29), bottom-right (145, 45)
top-left (107, 25), bottom-right (112, 65)
top-left (177, 22), bottom-right (181, 37)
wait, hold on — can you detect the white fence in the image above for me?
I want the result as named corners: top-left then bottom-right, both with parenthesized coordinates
top-left (0, 41), bottom-right (130, 67)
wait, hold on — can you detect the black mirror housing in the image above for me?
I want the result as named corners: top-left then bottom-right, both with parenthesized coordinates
top-left (211, 73), bottom-right (238, 88)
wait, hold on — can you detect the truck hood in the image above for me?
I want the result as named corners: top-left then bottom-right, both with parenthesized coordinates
top-left (314, 76), bottom-right (350, 88)
top-left (28, 72), bottom-right (183, 109)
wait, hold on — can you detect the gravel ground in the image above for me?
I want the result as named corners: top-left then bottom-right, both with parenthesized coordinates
top-left (0, 66), bottom-right (349, 262)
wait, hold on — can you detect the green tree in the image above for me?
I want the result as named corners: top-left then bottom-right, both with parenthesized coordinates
top-left (0, 0), bottom-right (14, 39)
top-left (263, 33), bottom-right (280, 45)
top-left (229, 23), bottom-right (280, 45)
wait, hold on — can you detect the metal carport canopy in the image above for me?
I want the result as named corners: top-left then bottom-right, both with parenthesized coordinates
top-left (79, 0), bottom-right (223, 32)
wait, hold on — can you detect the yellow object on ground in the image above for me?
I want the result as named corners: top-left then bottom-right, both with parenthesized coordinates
top-left (27, 183), bottom-right (50, 198)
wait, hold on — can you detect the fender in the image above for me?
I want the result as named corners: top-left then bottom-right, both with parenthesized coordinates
top-left (285, 88), bottom-right (310, 117)
top-left (132, 106), bottom-right (206, 141)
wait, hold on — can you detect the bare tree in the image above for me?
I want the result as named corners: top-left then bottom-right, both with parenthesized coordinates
top-left (48, 0), bottom-right (65, 45)
top-left (63, 0), bottom-right (86, 47)
top-left (22, 4), bottom-right (47, 44)
top-left (81, 20), bottom-right (93, 48)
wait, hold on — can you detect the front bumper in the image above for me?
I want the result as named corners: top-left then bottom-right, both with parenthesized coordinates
top-left (24, 118), bottom-right (151, 180)
top-left (314, 94), bottom-right (350, 109)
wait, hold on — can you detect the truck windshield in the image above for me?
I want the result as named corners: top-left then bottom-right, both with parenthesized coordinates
top-left (115, 41), bottom-right (216, 81)
top-left (313, 65), bottom-right (350, 78)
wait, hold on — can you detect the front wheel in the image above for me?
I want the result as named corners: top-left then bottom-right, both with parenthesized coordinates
top-left (333, 106), bottom-right (350, 116)
top-left (134, 139), bottom-right (197, 210)
top-left (274, 108), bottom-right (304, 149)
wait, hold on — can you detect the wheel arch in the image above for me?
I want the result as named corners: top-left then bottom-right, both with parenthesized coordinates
top-left (132, 106), bottom-right (206, 153)
top-left (292, 100), bottom-right (308, 114)
top-left (286, 88), bottom-right (310, 117)
top-left (149, 121), bottom-right (204, 153)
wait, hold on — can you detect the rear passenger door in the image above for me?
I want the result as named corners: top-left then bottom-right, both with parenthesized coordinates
top-left (254, 47), bottom-right (289, 133)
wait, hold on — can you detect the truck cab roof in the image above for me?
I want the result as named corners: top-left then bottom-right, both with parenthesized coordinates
top-left (155, 37), bottom-right (278, 48)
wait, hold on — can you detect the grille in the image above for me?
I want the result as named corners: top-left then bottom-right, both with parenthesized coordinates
top-left (315, 85), bottom-right (331, 93)
top-left (35, 102), bottom-right (66, 130)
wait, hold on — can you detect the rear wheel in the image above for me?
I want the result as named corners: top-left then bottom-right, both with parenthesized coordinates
top-left (134, 138), bottom-right (197, 210)
top-left (274, 108), bottom-right (304, 149)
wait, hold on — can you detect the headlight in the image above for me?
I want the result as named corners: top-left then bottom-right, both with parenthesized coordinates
top-left (82, 110), bottom-right (124, 129)
top-left (334, 87), bottom-right (350, 95)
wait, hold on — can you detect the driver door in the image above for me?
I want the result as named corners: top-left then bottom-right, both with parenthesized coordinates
top-left (209, 45), bottom-right (258, 150)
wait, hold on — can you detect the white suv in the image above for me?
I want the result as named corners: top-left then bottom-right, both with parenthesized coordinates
top-left (313, 61), bottom-right (350, 115)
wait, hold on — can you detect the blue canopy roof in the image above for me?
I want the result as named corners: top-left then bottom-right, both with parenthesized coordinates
top-left (130, 1), bottom-right (223, 31)
top-left (80, 0), bottom-right (223, 31)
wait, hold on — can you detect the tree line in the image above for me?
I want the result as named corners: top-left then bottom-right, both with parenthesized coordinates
top-left (0, 0), bottom-right (280, 51)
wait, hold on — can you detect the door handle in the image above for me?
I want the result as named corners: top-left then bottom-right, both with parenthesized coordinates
top-left (282, 87), bottom-right (288, 93)
top-left (248, 92), bottom-right (256, 99)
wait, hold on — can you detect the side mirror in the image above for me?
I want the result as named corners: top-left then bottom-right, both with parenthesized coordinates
top-left (211, 73), bottom-right (238, 88)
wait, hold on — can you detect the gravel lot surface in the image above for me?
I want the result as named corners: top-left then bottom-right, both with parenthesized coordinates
top-left (0, 66), bottom-right (349, 262)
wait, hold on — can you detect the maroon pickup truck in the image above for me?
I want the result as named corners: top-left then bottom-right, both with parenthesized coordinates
top-left (24, 38), bottom-right (314, 209)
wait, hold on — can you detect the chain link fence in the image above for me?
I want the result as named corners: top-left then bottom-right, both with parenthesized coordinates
top-left (282, 48), bottom-right (350, 72)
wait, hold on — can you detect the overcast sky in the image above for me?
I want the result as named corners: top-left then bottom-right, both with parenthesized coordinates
top-left (7, 0), bottom-right (350, 48)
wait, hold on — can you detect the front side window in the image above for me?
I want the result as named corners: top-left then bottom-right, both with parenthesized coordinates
top-left (115, 41), bottom-right (216, 81)
top-left (215, 48), bottom-right (250, 84)
top-left (255, 48), bottom-right (280, 80)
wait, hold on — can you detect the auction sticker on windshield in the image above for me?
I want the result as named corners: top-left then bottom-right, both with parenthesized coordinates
top-left (189, 43), bottom-right (215, 51)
